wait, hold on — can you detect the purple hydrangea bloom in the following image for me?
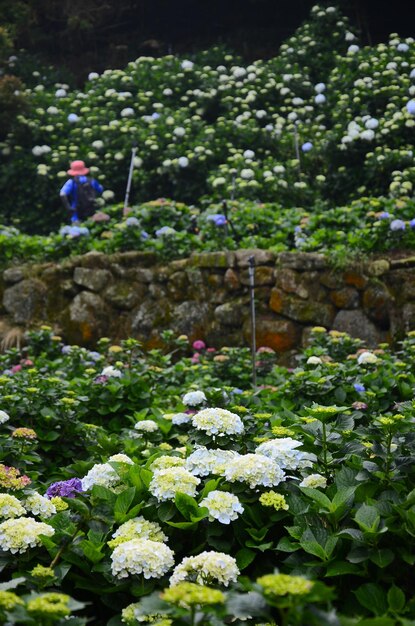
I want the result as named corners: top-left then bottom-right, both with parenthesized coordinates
top-left (378, 212), bottom-right (390, 219)
top-left (207, 214), bottom-right (227, 226)
top-left (406, 100), bottom-right (415, 115)
top-left (46, 477), bottom-right (83, 499)
top-left (301, 142), bottom-right (313, 153)
top-left (390, 219), bottom-right (406, 231)
top-left (141, 230), bottom-right (149, 240)
top-left (410, 218), bottom-right (415, 228)
top-left (93, 375), bottom-right (109, 384)
top-left (353, 383), bottom-right (365, 393)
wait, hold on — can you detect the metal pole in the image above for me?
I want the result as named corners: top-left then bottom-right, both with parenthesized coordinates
top-left (124, 145), bottom-right (138, 212)
top-left (248, 255), bottom-right (257, 388)
top-left (294, 122), bottom-right (301, 174)
top-left (230, 173), bottom-right (237, 202)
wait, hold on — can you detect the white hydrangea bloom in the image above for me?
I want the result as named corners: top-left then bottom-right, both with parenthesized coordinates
top-left (170, 551), bottom-right (239, 587)
top-left (101, 366), bottom-right (123, 378)
top-left (200, 490), bottom-right (244, 524)
top-left (109, 516), bottom-right (166, 547)
top-left (307, 356), bottom-right (322, 365)
top-left (357, 351), bottom-right (378, 365)
top-left (121, 108), bottom-right (134, 117)
top-left (240, 168), bottom-right (255, 180)
top-left (0, 410), bottom-right (10, 424)
top-left (0, 517), bottom-right (54, 553)
top-left (108, 454), bottom-right (134, 465)
top-left (172, 412), bottom-right (192, 425)
top-left (111, 538), bottom-right (174, 578)
top-left (181, 60), bottom-right (194, 70)
top-left (81, 462), bottom-right (121, 491)
top-left (178, 156), bottom-right (189, 167)
top-left (299, 473), bottom-right (327, 489)
top-left (255, 438), bottom-right (312, 471)
top-left (134, 420), bottom-right (159, 433)
top-left (186, 447), bottom-right (240, 477)
top-left (24, 492), bottom-right (56, 518)
top-left (150, 456), bottom-right (186, 472)
top-left (182, 390), bottom-right (207, 407)
top-left (149, 467), bottom-right (200, 501)
top-left (224, 453), bottom-right (285, 488)
top-left (192, 408), bottom-right (244, 437)
top-left (0, 494), bottom-right (26, 519)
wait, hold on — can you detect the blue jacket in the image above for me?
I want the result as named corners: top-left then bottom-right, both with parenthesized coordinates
top-left (60, 176), bottom-right (104, 221)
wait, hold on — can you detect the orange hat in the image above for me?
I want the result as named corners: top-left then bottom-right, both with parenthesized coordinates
top-left (67, 160), bottom-right (89, 176)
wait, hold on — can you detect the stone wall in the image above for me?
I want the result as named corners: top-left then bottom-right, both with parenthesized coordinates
top-left (1, 249), bottom-right (415, 357)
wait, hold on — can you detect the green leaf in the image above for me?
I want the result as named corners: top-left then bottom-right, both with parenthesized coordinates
top-left (354, 583), bottom-right (388, 616)
top-left (158, 502), bottom-right (176, 522)
top-left (325, 561), bottom-right (361, 576)
top-left (369, 548), bottom-right (394, 568)
top-left (80, 540), bottom-right (105, 564)
top-left (167, 521), bottom-right (198, 530)
top-left (66, 498), bottom-right (90, 519)
top-left (387, 585), bottom-right (405, 613)
top-left (225, 591), bottom-right (266, 619)
top-left (276, 536), bottom-right (300, 552)
top-left (354, 504), bottom-right (380, 533)
top-left (175, 492), bottom-right (201, 521)
top-left (114, 487), bottom-right (136, 520)
top-left (300, 487), bottom-right (332, 510)
top-left (200, 478), bottom-right (222, 499)
top-left (235, 548), bottom-right (256, 569)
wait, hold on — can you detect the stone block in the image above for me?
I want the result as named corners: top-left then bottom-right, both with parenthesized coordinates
top-left (3, 279), bottom-right (47, 324)
top-left (276, 252), bottom-right (327, 270)
top-left (269, 288), bottom-right (335, 326)
top-left (240, 266), bottom-right (275, 286)
top-left (3, 267), bottom-right (25, 284)
top-left (190, 251), bottom-right (235, 268)
top-left (235, 249), bottom-right (276, 268)
top-left (214, 302), bottom-right (246, 327)
top-left (330, 287), bottom-right (360, 309)
top-left (332, 310), bottom-right (381, 346)
top-left (103, 281), bottom-right (146, 310)
top-left (243, 315), bottom-right (300, 352)
top-left (73, 267), bottom-right (112, 292)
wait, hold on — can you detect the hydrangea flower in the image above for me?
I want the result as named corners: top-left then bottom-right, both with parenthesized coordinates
top-left (150, 455), bottom-right (186, 472)
top-left (0, 493), bottom-right (26, 519)
top-left (390, 219), bottom-right (406, 231)
top-left (0, 410), bottom-right (10, 424)
top-left (255, 438), bottom-right (312, 470)
top-left (170, 551), bottom-right (239, 587)
top-left (207, 214), bottom-right (227, 226)
top-left (182, 390), bottom-right (207, 406)
top-left (101, 365), bottom-right (123, 378)
top-left (307, 356), bottom-right (322, 365)
top-left (299, 473), bottom-right (327, 488)
top-left (81, 462), bottom-right (122, 491)
top-left (67, 113), bottom-right (79, 123)
top-left (149, 467), bottom-right (200, 501)
top-left (192, 408), bottom-right (244, 437)
top-left (357, 351), bottom-right (378, 365)
top-left (26, 593), bottom-right (71, 619)
top-left (25, 492), bottom-right (57, 518)
top-left (46, 478), bottom-right (84, 499)
top-left (171, 412), bottom-right (192, 426)
top-left (161, 582), bottom-right (225, 608)
top-left (108, 516), bottom-right (166, 548)
top-left (134, 420), bottom-right (159, 433)
top-left (155, 226), bottom-right (176, 237)
top-left (200, 490), bottom-right (244, 524)
top-left (259, 491), bottom-right (289, 511)
top-left (182, 390), bottom-right (206, 406)
top-left (0, 517), bottom-right (54, 553)
top-left (111, 538), bottom-right (174, 579)
top-left (186, 447), bottom-right (240, 476)
top-left (257, 573), bottom-right (313, 596)
top-left (301, 142), bottom-right (313, 152)
top-left (224, 453), bottom-right (285, 488)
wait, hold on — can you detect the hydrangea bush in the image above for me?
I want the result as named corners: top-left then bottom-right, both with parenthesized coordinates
top-left (0, 326), bottom-right (415, 623)
top-left (2, 4), bottom-right (415, 240)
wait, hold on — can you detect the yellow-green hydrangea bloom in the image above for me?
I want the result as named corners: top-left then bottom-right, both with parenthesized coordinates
top-left (0, 590), bottom-right (24, 610)
top-left (162, 582), bottom-right (225, 607)
top-left (257, 573), bottom-right (314, 596)
top-left (26, 592), bottom-right (71, 619)
top-left (259, 491), bottom-right (289, 511)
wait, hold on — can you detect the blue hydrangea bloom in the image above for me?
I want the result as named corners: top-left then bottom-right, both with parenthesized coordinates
top-left (301, 142), bottom-right (313, 152)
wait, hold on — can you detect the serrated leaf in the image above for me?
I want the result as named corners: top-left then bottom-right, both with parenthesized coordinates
top-left (235, 547), bottom-right (256, 569)
top-left (354, 583), bottom-right (388, 616)
top-left (387, 585), bottom-right (405, 612)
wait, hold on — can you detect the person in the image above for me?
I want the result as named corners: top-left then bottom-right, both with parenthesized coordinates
top-left (60, 160), bottom-right (103, 222)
